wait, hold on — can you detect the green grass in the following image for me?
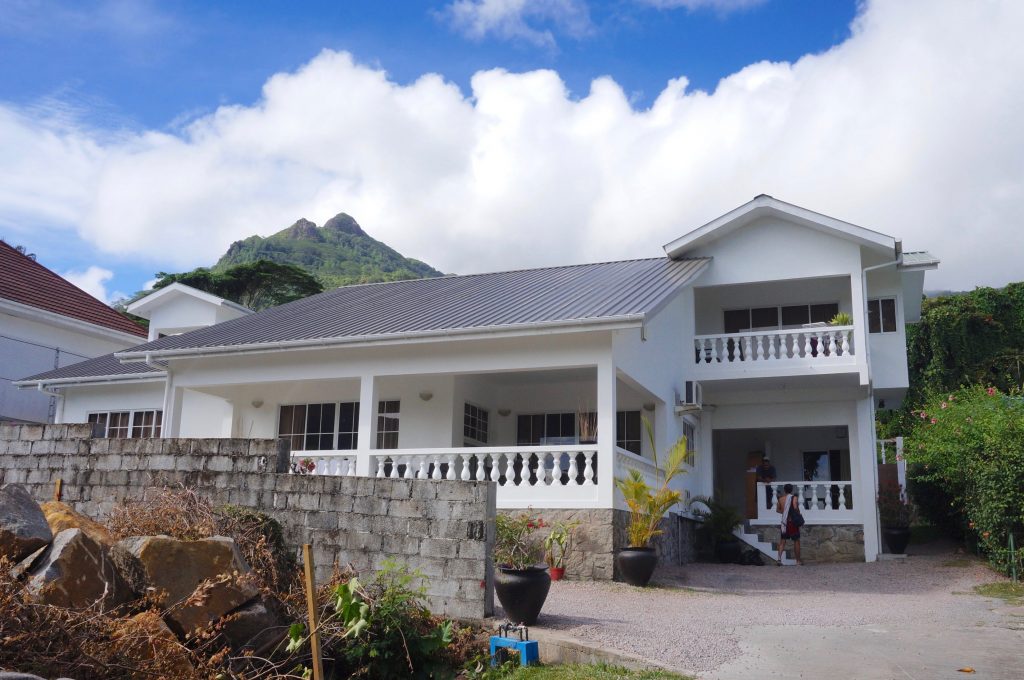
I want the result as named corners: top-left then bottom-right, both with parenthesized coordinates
top-left (506, 663), bottom-right (692, 680)
top-left (973, 581), bottom-right (1024, 605)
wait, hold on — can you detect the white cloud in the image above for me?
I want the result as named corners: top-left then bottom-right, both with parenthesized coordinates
top-left (62, 265), bottom-right (115, 303)
top-left (638, 0), bottom-right (767, 13)
top-left (2, 0), bottom-right (1024, 290)
top-left (443, 0), bottom-right (592, 48)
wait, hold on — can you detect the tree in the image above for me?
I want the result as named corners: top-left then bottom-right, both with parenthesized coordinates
top-left (140, 260), bottom-right (324, 311)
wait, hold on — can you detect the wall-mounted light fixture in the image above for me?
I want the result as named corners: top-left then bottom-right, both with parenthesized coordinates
top-left (419, 390), bottom-right (433, 401)
top-left (642, 402), bottom-right (656, 412)
top-left (251, 399), bottom-right (264, 409)
top-left (497, 408), bottom-right (512, 417)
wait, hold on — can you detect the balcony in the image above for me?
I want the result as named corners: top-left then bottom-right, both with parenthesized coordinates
top-left (692, 325), bottom-right (857, 378)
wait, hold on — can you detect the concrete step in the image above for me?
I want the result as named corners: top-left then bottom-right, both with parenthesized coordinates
top-left (734, 527), bottom-right (797, 566)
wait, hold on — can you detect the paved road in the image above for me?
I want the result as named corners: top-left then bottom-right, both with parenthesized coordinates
top-left (529, 542), bottom-right (1024, 679)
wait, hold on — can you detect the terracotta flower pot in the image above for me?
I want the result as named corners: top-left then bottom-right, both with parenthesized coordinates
top-left (495, 565), bottom-right (551, 625)
top-left (549, 566), bottom-right (565, 581)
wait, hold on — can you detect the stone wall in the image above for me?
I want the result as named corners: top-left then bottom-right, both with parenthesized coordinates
top-left (754, 524), bottom-right (865, 563)
top-left (0, 423), bottom-right (495, 620)
top-left (507, 508), bottom-right (697, 581)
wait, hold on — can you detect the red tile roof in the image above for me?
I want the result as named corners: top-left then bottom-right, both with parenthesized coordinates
top-left (0, 241), bottom-right (147, 338)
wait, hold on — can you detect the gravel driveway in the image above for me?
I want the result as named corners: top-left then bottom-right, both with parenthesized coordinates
top-left (518, 542), bottom-right (1024, 679)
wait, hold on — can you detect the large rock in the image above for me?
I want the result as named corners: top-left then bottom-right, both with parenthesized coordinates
top-left (118, 535), bottom-right (252, 603)
top-left (0, 484), bottom-right (52, 563)
top-left (40, 501), bottom-right (115, 546)
top-left (25, 528), bottom-right (135, 611)
top-left (119, 535), bottom-right (259, 638)
top-left (111, 611), bottom-right (194, 676)
top-left (220, 596), bottom-right (288, 653)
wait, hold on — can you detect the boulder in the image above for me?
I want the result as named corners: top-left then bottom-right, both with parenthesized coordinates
top-left (118, 535), bottom-right (259, 638)
top-left (111, 611), bottom-right (194, 676)
top-left (167, 572), bottom-right (260, 639)
top-left (40, 501), bottom-right (114, 546)
top-left (118, 535), bottom-right (251, 603)
top-left (8, 544), bottom-right (47, 580)
top-left (25, 528), bottom-right (135, 611)
top-left (0, 484), bottom-right (52, 563)
top-left (220, 596), bottom-right (288, 653)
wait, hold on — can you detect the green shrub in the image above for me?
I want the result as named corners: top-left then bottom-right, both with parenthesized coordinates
top-left (906, 385), bottom-right (1024, 573)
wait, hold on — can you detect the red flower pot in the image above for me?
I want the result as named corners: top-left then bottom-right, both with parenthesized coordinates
top-left (549, 567), bottom-right (565, 581)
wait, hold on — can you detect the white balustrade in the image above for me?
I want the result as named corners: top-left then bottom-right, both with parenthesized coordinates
top-left (755, 480), bottom-right (858, 523)
top-left (693, 326), bottom-right (855, 368)
top-left (292, 445), bottom-right (601, 508)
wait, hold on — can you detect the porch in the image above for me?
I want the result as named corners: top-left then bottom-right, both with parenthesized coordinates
top-left (691, 276), bottom-right (863, 379)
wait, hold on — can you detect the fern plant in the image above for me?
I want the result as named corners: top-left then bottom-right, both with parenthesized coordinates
top-left (615, 417), bottom-right (690, 548)
top-left (830, 311), bottom-right (854, 326)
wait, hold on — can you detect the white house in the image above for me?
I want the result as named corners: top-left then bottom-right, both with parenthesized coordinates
top-left (0, 240), bottom-right (148, 424)
top-left (16, 196), bottom-right (938, 566)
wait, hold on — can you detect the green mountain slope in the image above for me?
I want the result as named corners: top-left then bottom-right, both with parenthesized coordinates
top-left (214, 213), bottom-right (444, 287)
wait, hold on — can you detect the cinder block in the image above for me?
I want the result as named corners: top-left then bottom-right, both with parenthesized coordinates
top-left (349, 531), bottom-right (383, 552)
top-left (435, 482), bottom-right (477, 502)
top-left (95, 454), bottom-right (123, 471)
top-left (304, 511), bottom-right (338, 530)
top-left (204, 456), bottom-right (234, 472)
top-left (355, 477), bottom-right (376, 497)
top-left (411, 480), bottom-right (439, 500)
top-left (0, 424), bottom-right (21, 440)
top-left (295, 493), bottom-right (321, 511)
top-left (352, 495), bottom-right (389, 515)
top-left (457, 540), bottom-right (488, 561)
top-left (6, 440), bottom-right (32, 455)
top-left (42, 424), bottom-right (67, 440)
top-left (383, 533), bottom-right (421, 555)
top-left (30, 440), bottom-right (56, 455)
top-left (388, 499), bottom-right (428, 518)
top-left (447, 558), bottom-right (485, 580)
top-left (20, 425), bottom-right (44, 441)
top-left (146, 455), bottom-right (175, 470)
top-left (51, 440), bottom-right (81, 455)
top-left (420, 538), bottom-right (459, 559)
top-left (320, 494), bottom-right (353, 513)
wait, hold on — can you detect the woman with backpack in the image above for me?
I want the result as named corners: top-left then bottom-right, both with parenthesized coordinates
top-left (776, 483), bottom-right (805, 565)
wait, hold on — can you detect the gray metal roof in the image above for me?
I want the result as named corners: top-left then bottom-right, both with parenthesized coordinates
top-left (23, 257), bottom-right (709, 382)
top-left (900, 251), bottom-right (940, 268)
top-left (18, 352), bottom-right (163, 384)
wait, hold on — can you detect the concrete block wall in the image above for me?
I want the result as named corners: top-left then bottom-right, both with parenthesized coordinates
top-left (0, 423), bottom-right (495, 620)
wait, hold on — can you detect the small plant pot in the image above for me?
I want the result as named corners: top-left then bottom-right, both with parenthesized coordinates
top-left (549, 566), bottom-right (565, 581)
top-left (615, 547), bottom-right (658, 586)
top-left (495, 565), bottom-right (551, 625)
top-left (883, 527), bottom-right (911, 554)
top-left (715, 539), bottom-right (744, 564)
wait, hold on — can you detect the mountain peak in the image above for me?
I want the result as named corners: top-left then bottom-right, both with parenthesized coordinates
top-left (322, 213), bottom-right (365, 237)
top-left (284, 218), bottom-right (321, 240)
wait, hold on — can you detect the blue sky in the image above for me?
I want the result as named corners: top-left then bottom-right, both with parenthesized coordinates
top-left (1, 1), bottom-right (1021, 300)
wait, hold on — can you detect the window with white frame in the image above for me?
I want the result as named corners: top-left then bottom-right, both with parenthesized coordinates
top-left (463, 403), bottom-right (489, 444)
top-left (376, 400), bottom-right (400, 449)
top-left (88, 410), bottom-right (162, 439)
top-left (867, 297), bottom-right (898, 333)
top-left (616, 411), bottom-right (642, 455)
top-left (278, 402), bottom-right (359, 452)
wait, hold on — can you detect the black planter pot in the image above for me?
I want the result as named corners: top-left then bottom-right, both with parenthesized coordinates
top-left (715, 539), bottom-right (744, 564)
top-left (883, 527), bottom-right (911, 554)
top-left (616, 547), bottom-right (658, 586)
top-left (495, 566), bottom-right (551, 625)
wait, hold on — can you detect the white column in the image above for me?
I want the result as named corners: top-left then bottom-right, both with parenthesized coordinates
top-left (355, 375), bottom-right (378, 476)
top-left (854, 395), bottom-right (880, 561)
top-left (596, 357), bottom-right (617, 508)
top-left (162, 385), bottom-right (185, 438)
top-left (850, 271), bottom-right (870, 382)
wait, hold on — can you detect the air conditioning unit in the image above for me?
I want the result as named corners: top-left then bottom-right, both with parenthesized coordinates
top-left (674, 381), bottom-right (702, 414)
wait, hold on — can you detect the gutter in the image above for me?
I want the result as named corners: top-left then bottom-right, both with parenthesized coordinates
top-left (115, 314), bottom-right (647, 363)
top-left (36, 383), bottom-right (61, 398)
top-left (14, 372), bottom-right (167, 390)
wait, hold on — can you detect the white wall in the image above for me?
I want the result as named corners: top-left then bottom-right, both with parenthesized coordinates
top-left (179, 389), bottom-right (234, 438)
top-left (865, 266), bottom-right (910, 391)
top-left (2, 311), bottom-right (140, 423)
top-left (60, 382), bottom-right (165, 424)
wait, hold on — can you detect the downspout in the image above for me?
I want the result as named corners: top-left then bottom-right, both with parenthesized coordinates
top-left (860, 246), bottom-right (901, 560)
top-left (144, 353), bottom-right (168, 372)
top-left (36, 382), bottom-right (61, 398)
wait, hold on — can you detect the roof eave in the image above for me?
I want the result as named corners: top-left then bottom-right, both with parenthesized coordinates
top-left (116, 315), bottom-right (648, 363)
top-left (14, 372), bottom-right (167, 389)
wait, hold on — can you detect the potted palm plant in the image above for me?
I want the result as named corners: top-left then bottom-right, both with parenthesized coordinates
top-left (614, 419), bottom-right (689, 586)
top-left (878, 481), bottom-right (912, 554)
top-left (494, 513), bottom-right (550, 624)
top-left (689, 495), bottom-right (744, 563)
top-left (543, 520), bottom-right (580, 581)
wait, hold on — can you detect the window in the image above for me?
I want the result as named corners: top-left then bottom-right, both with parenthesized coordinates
top-left (867, 297), bottom-right (898, 333)
top-left (616, 411), bottom-right (642, 455)
top-left (724, 302), bottom-right (840, 332)
top-left (88, 410), bottom-right (161, 439)
top-left (377, 400), bottom-right (400, 449)
top-left (278, 402), bottom-right (359, 452)
top-left (463, 403), bottom-right (489, 444)
top-left (682, 420), bottom-right (696, 466)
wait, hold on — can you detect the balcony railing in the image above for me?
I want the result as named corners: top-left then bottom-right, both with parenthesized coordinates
top-left (693, 325), bottom-right (855, 367)
top-left (292, 445), bottom-right (601, 509)
top-left (755, 481), bottom-right (858, 524)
